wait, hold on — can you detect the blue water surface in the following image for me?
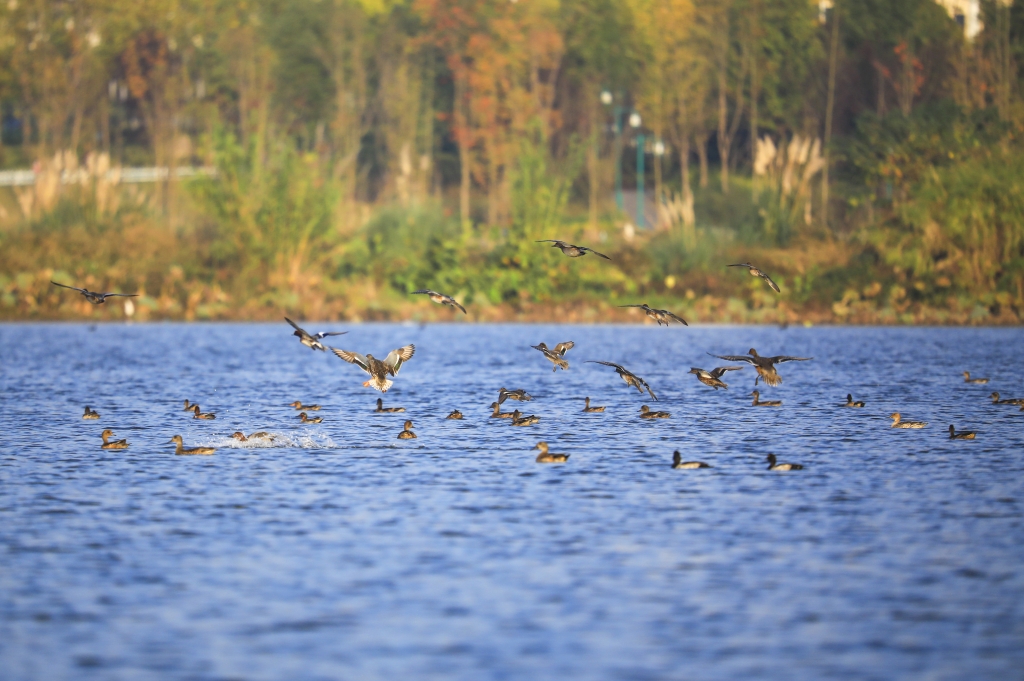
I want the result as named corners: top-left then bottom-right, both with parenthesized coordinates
top-left (1, 323), bottom-right (1022, 680)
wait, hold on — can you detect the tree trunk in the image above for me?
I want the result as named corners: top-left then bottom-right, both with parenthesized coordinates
top-left (454, 70), bottom-right (471, 228)
top-left (717, 51), bottom-right (730, 194)
top-left (822, 1), bottom-right (840, 228)
top-left (696, 132), bottom-right (709, 188)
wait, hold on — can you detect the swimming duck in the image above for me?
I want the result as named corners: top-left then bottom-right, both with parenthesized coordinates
top-left (766, 453), bottom-right (803, 470)
top-left (534, 442), bottom-right (569, 463)
top-left (490, 402), bottom-right (515, 419)
top-left (963, 371), bottom-right (989, 384)
top-left (750, 390), bottom-right (782, 407)
top-left (535, 239), bottom-right (610, 259)
top-left (586, 361), bottom-right (658, 400)
top-left (51, 280), bottom-right (138, 304)
top-left (192, 404), bottom-right (216, 420)
top-left (843, 394), bottom-right (866, 407)
top-left (498, 387), bottom-right (533, 405)
top-left (289, 401), bottom-right (321, 411)
top-left (100, 429), bottom-right (129, 449)
top-left (890, 412), bottom-right (927, 428)
top-left (231, 431), bottom-right (275, 442)
top-left (727, 263), bottom-right (781, 293)
top-left (639, 405), bottom-right (670, 419)
top-left (398, 420), bottom-right (417, 439)
top-left (688, 365), bottom-right (744, 390)
top-left (182, 399), bottom-right (193, 411)
top-left (411, 289), bottom-right (467, 314)
top-left (948, 424), bottom-right (976, 440)
top-left (375, 398), bottom-right (405, 413)
top-left (511, 409), bottom-right (540, 426)
top-left (532, 341), bottom-right (574, 372)
top-left (619, 303), bottom-right (688, 326)
top-left (446, 409), bottom-right (463, 420)
top-left (671, 451), bottom-right (710, 469)
top-left (168, 435), bottom-right (216, 456)
top-left (330, 344), bottom-right (415, 392)
top-left (285, 317), bottom-right (347, 352)
top-left (298, 412), bottom-right (323, 424)
top-left (709, 348), bottom-right (812, 387)
top-left (990, 392), bottom-right (1024, 405)
top-left (583, 397), bottom-right (605, 413)
top-left (82, 406), bottom-right (100, 420)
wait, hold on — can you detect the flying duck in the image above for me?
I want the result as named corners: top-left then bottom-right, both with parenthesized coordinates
top-left (990, 392), bottom-right (1024, 405)
top-left (375, 398), bottom-right (405, 413)
top-left (949, 424), bottom-right (976, 440)
top-left (583, 397), bottom-right (605, 412)
top-left (51, 280), bottom-right (138, 304)
top-left (536, 239), bottom-right (610, 259)
top-left (766, 453), bottom-right (803, 470)
top-left (708, 348), bottom-right (812, 387)
top-left (532, 341), bottom-right (574, 372)
top-left (100, 429), bottom-right (129, 449)
top-left (82, 406), bottom-right (100, 420)
top-left (298, 411), bottom-right (323, 424)
top-left (963, 371), bottom-right (989, 384)
top-left (511, 409), bottom-right (540, 426)
top-left (285, 317), bottom-right (347, 351)
top-left (688, 365), bottom-right (744, 390)
top-left (498, 387), bottom-right (533, 404)
top-left (534, 442), bottom-right (569, 463)
top-left (586, 361), bottom-right (657, 400)
top-left (727, 263), bottom-right (781, 293)
top-left (639, 405), bottom-right (670, 419)
top-left (398, 420), bottom-right (417, 439)
top-left (411, 289), bottom-right (467, 314)
top-left (671, 451), bottom-right (710, 469)
top-left (490, 402), bottom-right (515, 419)
top-left (330, 344), bottom-right (415, 392)
top-left (192, 404), bottom-right (216, 420)
top-left (167, 435), bottom-right (215, 455)
top-left (289, 401), bottom-right (321, 411)
top-left (619, 303), bottom-right (688, 326)
top-left (750, 390), bottom-right (782, 407)
top-left (890, 412), bottom-right (926, 429)
top-left (843, 394), bottom-right (866, 407)
top-left (446, 409), bottom-right (464, 420)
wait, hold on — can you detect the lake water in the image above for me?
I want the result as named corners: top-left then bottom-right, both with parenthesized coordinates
top-left (1, 323), bottom-right (1023, 680)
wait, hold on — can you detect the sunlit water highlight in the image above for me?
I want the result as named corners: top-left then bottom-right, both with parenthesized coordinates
top-left (1, 323), bottom-right (1023, 680)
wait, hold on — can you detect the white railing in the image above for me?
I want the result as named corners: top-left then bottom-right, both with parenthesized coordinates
top-left (0, 166), bottom-right (216, 187)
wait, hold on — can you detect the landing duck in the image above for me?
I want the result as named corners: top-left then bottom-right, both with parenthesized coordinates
top-left (192, 404), bottom-right (216, 420)
top-left (446, 409), bottom-right (464, 420)
top-left (671, 451), bottom-right (710, 469)
top-left (963, 371), bottom-right (989, 384)
top-left (688, 365), bottom-right (744, 390)
top-left (289, 401), bottom-right (321, 411)
top-left (511, 409), bottom-right (540, 426)
top-left (285, 317), bottom-right (347, 352)
top-left (168, 435), bottom-right (215, 455)
top-left (586, 361), bottom-right (657, 400)
top-left (490, 402), bottom-right (515, 419)
top-left (766, 453), bottom-right (803, 470)
top-left (532, 341), bottom-right (574, 372)
top-left (583, 397), bottom-right (605, 413)
top-left (498, 387), bottom-right (533, 405)
top-left (298, 412), bottom-right (323, 424)
top-left (843, 394), bottom-right (865, 407)
top-left (100, 429), bottom-right (129, 449)
top-left (639, 405), bottom-right (670, 419)
top-left (82, 406), bottom-right (100, 420)
top-left (750, 391), bottom-right (781, 407)
top-left (619, 303), bottom-right (688, 326)
top-left (534, 442), bottom-right (569, 463)
top-left (375, 398), bottom-right (405, 413)
top-left (948, 424), bottom-right (976, 440)
top-left (709, 348), bottom-right (812, 387)
top-left (330, 344), bottom-right (415, 392)
top-left (398, 420), bottom-right (417, 439)
top-left (890, 412), bottom-right (926, 429)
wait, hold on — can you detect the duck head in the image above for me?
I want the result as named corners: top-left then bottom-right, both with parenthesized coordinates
top-left (167, 435), bottom-right (183, 445)
top-left (232, 432), bottom-right (247, 441)
top-left (404, 420), bottom-right (413, 430)
top-left (534, 442), bottom-right (549, 454)
top-left (766, 453), bottom-right (777, 466)
top-left (639, 405), bottom-right (651, 414)
top-left (748, 348), bottom-right (759, 357)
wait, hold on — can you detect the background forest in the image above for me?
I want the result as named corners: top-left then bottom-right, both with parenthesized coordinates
top-left (1, 0), bottom-right (1023, 323)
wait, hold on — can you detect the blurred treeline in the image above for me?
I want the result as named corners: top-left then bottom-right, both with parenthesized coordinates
top-left (1, 0), bottom-right (1023, 323)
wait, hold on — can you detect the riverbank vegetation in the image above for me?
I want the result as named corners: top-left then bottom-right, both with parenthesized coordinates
top-left (1, 0), bottom-right (1023, 324)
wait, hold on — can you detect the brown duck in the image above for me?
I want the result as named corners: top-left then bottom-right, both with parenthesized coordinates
top-left (586, 361), bottom-right (658, 400)
top-left (534, 442), bottom-right (569, 463)
top-left (963, 371), bottom-right (989, 384)
top-left (490, 402), bottom-right (515, 419)
top-left (168, 435), bottom-right (215, 456)
top-left (750, 390), bottom-right (781, 407)
top-left (290, 401), bottom-right (321, 411)
top-left (948, 424), bottom-right (976, 440)
top-left (532, 341), bottom-right (574, 372)
top-left (511, 409), bottom-right (540, 426)
top-left (709, 348), bottom-right (812, 387)
top-left (330, 344), bottom-right (415, 392)
top-left (100, 429), bottom-right (129, 449)
top-left (583, 397), bottom-right (605, 413)
top-left (688, 366), bottom-right (744, 390)
top-left (375, 398), bottom-right (405, 413)
top-left (398, 420), bottom-right (417, 439)
top-left (446, 409), bottom-right (464, 420)
top-left (298, 412), bottom-right (323, 424)
top-left (192, 404), bottom-right (216, 420)
top-left (672, 451), bottom-right (710, 469)
top-left (619, 303), bottom-right (688, 326)
top-left (82, 406), bottom-right (100, 420)
top-left (639, 405), bottom-right (670, 419)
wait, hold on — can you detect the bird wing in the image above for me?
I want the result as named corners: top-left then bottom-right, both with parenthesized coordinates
top-left (662, 310), bottom-right (688, 326)
top-left (535, 240), bottom-right (567, 247)
top-left (639, 376), bottom-right (658, 401)
top-left (330, 347), bottom-right (370, 372)
top-left (767, 355), bottom-right (813, 364)
top-left (285, 317), bottom-right (309, 336)
top-left (411, 289), bottom-right (436, 296)
top-left (586, 360), bottom-right (626, 372)
top-left (759, 271), bottom-right (782, 293)
top-left (708, 353), bottom-right (756, 365)
top-left (727, 263), bottom-right (753, 269)
top-left (315, 331), bottom-right (348, 339)
top-left (553, 341), bottom-right (575, 356)
top-left (582, 247), bottom-right (611, 259)
top-left (383, 344), bottom-right (416, 374)
top-left (51, 281), bottom-right (87, 294)
top-left (618, 304), bottom-right (645, 309)
top-left (710, 365), bottom-right (745, 378)
top-left (102, 292), bottom-right (138, 298)
top-left (450, 298), bottom-right (467, 314)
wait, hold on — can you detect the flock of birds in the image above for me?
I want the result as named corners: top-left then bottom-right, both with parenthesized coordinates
top-left (53, 243), bottom-right (1015, 467)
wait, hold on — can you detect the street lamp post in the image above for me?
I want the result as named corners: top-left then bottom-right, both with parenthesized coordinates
top-left (630, 112), bottom-right (644, 229)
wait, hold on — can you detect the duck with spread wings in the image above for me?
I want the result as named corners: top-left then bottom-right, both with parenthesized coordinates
top-left (532, 341), bottom-right (574, 372)
top-left (411, 289), bottom-right (467, 314)
top-left (51, 281), bottom-right (138, 304)
top-left (619, 303), bottom-right (688, 326)
top-left (708, 348), bottom-right (812, 387)
top-left (586, 361), bottom-right (658, 400)
top-left (688, 365), bottom-right (744, 390)
top-left (330, 344), bottom-right (415, 392)
top-left (536, 240), bottom-right (610, 259)
top-left (727, 263), bottom-right (781, 293)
